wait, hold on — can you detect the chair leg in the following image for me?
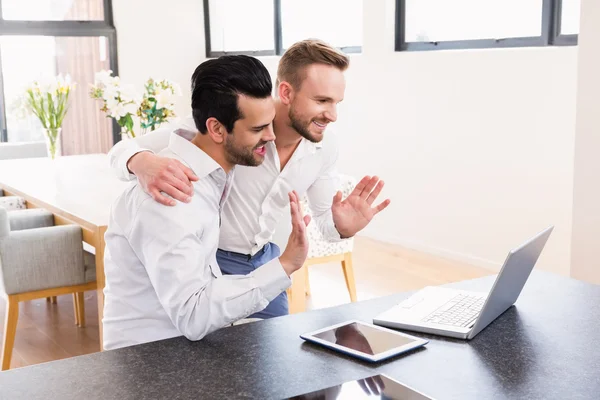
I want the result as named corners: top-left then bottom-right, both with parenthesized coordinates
top-left (50, 296), bottom-right (57, 304)
top-left (73, 293), bottom-right (80, 326)
top-left (341, 252), bottom-right (357, 302)
top-left (1, 296), bottom-right (19, 371)
top-left (288, 268), bottom-right (307, 314)
top-left (76, 292), bottom-right (85, 328)
top-left (304, 263), bottom-right (311, 296)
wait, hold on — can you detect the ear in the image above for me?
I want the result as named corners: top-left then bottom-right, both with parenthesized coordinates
top-left (278, 81), bottom-right (294, 106)
top-left (205, 117), bottom-right (226, 144)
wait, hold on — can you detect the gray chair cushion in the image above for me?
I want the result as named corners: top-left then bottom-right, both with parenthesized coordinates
top-left (0, 141), bottom-right (46, 160)
top-left (0, 208), bottom-right (8, 239)
top-left (8, 209), bottom-right (54, 231)
top-left (0, 225), bottom-right (86, 294)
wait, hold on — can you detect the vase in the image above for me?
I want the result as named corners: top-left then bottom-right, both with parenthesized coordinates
top-left (43, 128), bottom-right (62, 160)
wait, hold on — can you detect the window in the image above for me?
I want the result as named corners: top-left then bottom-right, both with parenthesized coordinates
top-left (396, 0), bottom-right (580, 51)
top-left (559, 0), bottom-right (580, 35)
top-left (1, 0), bottom-right (105, 21)
top-left (204, 0), bottom-right (362, 57)
top-left (0, 0), bottom-right (119, 151)
top-left (280, 0), bottom-right (362, 52)
top-left (207, 0), bottom-right (275, 55)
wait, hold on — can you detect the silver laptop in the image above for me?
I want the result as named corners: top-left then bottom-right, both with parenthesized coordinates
top-left (373, 226), bottom-right (553, 340)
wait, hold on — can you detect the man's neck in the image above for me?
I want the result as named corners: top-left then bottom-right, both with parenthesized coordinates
top-left (191, 133), bottom-right (234, 173)
top-left (273, 100), bottom-right (303, 150)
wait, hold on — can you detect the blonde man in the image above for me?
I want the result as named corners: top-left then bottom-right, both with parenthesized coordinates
top-left (108, 39), bottom-right (390, 318)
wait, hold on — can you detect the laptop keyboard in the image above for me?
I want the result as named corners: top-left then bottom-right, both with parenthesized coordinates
top-left (422, 294), bottom-right (485, 327)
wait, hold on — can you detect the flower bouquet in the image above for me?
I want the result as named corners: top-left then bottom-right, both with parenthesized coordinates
top-left (90, 70), bottom-right (181, 138)
top-left (18, 75), bottom-right (76, 159)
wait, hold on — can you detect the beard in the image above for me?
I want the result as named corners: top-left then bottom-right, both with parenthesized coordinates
top-left (224, 136), bottom-right (267, 167)
top-left (288, 106), bottom-right (326, 143)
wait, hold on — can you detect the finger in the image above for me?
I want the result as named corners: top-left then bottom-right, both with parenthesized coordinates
top-left (167, 164), bottom-right (194, 195)
top-left (158, 177), bottom-right (192, 203)
top-left (289, 193), bottom-right (302, 230)
top-left (365, 378), bottom-right (380, 396)
top-left (174, 160), bottom-right (199, 182)
top-left (349, 176), bottom-right (370, 198)
top-left (332, 191), bottom-right (343, 207)
top-left (357, 379), bottom-right (371, 395)
top-left (366, 180), bottom-right (384, 205)
top-left (289, 192), bottom-right (297, 219)
top-left (360, 176), bottom-right (379, 199)
top-left (149, 188), bottom-right (176, 206)
top-left (374, 199), bottom-right (391, 214)
top-left (293, 190), bottom-right (305, 216)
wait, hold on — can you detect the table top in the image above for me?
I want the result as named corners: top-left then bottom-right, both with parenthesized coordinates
top-left (0, 154), bottom-right (129, 228)
top-left (0, 270), bottom-right (598, 400)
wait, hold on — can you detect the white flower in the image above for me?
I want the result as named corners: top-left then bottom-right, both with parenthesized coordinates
top-left (111, 101), bottom-right (138, 119)
top-left (104, 96), bottom-right (120, 114)
top-left (36, 75), bottom-right (58, 95)
top-left (102, 85), bottom-right (119, 102)
top-left (119, 84), bottom-right (141, 103)
top-left (95, 70), bottom-right (113, 86)
top-left (155, 88), bottom-right (175, 109)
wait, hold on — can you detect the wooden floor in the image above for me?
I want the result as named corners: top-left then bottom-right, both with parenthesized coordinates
top-left (0, 236), bottom-right (491, 370)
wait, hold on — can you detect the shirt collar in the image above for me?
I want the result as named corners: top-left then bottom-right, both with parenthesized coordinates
top-left (167, 131), bottom-right (223, 180)
top-left (292, 137), bottom-right (323, 160)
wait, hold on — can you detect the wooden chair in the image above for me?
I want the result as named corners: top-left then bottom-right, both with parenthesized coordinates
top-left (287, 174), bottom-right (358, 313)
top-left (0, 207), bottom-right (96, 370)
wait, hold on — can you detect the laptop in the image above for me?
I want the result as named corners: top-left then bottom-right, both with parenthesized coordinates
top-left (373, 226), bottom-right (553, 340)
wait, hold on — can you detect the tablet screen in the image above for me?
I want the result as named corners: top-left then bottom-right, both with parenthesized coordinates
top-left (312, 322), bottom-right (419, 356)
top-left (287, 374), bottom-right (435, 399)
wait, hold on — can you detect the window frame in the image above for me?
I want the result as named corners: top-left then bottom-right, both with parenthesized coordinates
top-left (395, 0), bottom-right (578, 52)
top-left (551, 0), bottom-right (578, 46)
top-left (203, 0), bottom-right (362, 57)
top-left (0, 0), bottom-right (120, 144)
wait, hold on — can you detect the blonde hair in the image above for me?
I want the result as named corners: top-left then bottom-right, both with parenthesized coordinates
top-left (276, 39), bottom-right (349, 89)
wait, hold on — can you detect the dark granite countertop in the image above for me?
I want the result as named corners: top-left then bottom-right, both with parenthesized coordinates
top-left (1, 270), bottom-right (599, 400)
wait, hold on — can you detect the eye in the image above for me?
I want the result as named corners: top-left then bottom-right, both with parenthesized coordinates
top-left (316, 99), bottom-right (327, 104)
top-left (252, 127), bottom-right (264, 133)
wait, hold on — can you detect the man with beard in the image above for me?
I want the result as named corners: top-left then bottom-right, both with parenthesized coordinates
top-left (107, 39), bottom-right (391, 320)
top-left (102, 55), bottom-right (311, 350)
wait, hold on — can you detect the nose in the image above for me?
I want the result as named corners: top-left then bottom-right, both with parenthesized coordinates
top-left (262, 124), bottom-right (276, 142)
top-left (324, 105), bottom-right (337, 123)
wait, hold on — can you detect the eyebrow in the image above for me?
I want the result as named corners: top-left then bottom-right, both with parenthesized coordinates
top-left (251, 123), bottom-right (271, 130)
top-left (314, 96), bottom-right (343, 103)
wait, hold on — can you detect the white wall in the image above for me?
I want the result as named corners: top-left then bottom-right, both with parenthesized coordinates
top-left (571, 0), bottom-right (600, 284)
top-left (113, 0), bottom-right (579, 276)
top-left (112, 0), bottom-right (206, 118)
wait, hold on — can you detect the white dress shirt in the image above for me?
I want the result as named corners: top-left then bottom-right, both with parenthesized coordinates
top-left (108, 115), bottom-right (343, 256)
top-left (103, 132), bottom-right (291, 350)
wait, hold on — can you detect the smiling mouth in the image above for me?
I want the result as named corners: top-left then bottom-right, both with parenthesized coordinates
top-left (254, 145), bottom-right (266, 155)
top-left (313, 120), bottom-right (328, 129)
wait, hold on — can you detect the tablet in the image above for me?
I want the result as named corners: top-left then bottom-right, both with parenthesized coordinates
top-left (300, 320), bottom-right (428, 363)
top-left (287, 373), bottom-right (436, 399)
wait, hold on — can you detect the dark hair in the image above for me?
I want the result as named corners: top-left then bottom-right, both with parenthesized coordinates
top-left (191, 55), bottom-right (272, 134)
